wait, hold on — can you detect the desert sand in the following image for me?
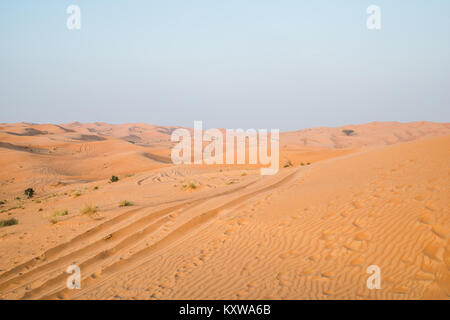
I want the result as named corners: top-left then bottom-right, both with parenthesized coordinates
top-left (0, 121), bottom-right (449, 300)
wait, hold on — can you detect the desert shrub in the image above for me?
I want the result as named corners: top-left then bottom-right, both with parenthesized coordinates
top-left (80, 205), bottom-right (98, 215)
top-left (6, 206), bottom-right (21, 211)
top-left (73, 190), bottom-right (82, 197)
top-left (0, 218), bottom-right (18, 228)
top-left (110, 176), bottom-right (119, 183)
top-left (48, 209), bottom-right (68, 223)
top-left (342, 129), bottom-right (355, 136)
top-left (307, 162), bottom-right (311, 165)
top-left (0, 201), bottom-right (4, 205)
top-left (183, 182), bottom-right (197, 190)
top-left (119, 200), bottom-right (133, 207)
top-left (24, 188), bottom-right (35, 198)
top-left (283, 160), bottom-right (293, 168)
top-left (300, 162), bottom-right (305, 166)
top-left (93, 186), bottom-right (99, 190)
top-left (52, 209), bottom-right (68, 217)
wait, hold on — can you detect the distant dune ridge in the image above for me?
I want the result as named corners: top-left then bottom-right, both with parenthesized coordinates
top-left (0, 121), bottom-right (449, 300)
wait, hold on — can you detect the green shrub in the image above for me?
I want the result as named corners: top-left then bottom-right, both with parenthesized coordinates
top-left (52, 209), bottom-right (68, 217)
top-left (283, 160), bottom-right (293, 168)
top-left (24, 188), bottom-right (35, 198)
top-left (0, 218), bottom-right (18, 228)
top-left (48, 209), bottom-right (68, 223)
top-left (342, 129), bottom-right (355, 136)
top-left (80, 205), bottom-right (98, 215)
top-left (119, 200), bottom-right (133, 207)
top-left (110, 176), bottom-right (119, 183)
top-left (182, 182), bottom-right (197, 190)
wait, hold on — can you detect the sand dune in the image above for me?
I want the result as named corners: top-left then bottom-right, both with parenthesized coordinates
top-left (0, 122), bottom-right (449, 300)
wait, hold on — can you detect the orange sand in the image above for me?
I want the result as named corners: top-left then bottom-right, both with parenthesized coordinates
top-left (0, 121), bottom-right (449, 300)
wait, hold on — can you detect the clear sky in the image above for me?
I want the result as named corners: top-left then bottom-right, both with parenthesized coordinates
top-left (1, 0), bottom-right (449, 131)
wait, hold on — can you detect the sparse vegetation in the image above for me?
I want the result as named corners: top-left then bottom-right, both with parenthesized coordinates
top-left (73, 190), bottom-right (82, 197)
top-left (0, 201), bottom-right (4, 205)
top-left (119, 200), bottom-right (133, 207)
top-left (342, 129), bottom-right (355, 136)
top-left (182, 182), bottom-right (198, 190)
top-left (48, 209), bottom-right (68, 223)
top-left (283, 160), bottom-right (293, 168)
top-left (52, 209), bottom-right (68, 217)
top-left (300, 162), bottom-right (305, 166)
top-left (80, 205), bottom-right (98, 215)
top-left (38, 208), bottom-right (43, 212)
top-left (5, 206), bottom-right (23, 212)
top-left (110, 176), bottom-right (119, 183)
top-left (93, 186), bottom-right (99, 190)
top-left (24, 188), bottom-right (35, 198)
top-left (0, 218), bottom-right (18, 228)
top-left (307, 162), bottom-right (311, 165)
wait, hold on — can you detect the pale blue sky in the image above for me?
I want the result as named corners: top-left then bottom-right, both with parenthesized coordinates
top-left (1, 1), bottom-right (449, 130)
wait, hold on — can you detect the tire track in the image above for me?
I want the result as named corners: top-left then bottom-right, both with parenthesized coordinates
top-left (0, 207), bottom-right (145, 285)
top-left (41, 169), bottom-right (299, 300)
top-left (0, 203), bottom-right (195, 295)
top-left (0, 179), bottom-right (258, 295)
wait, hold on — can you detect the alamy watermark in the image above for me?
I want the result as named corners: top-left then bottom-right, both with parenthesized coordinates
top-left (66, 5), bottom-right (381, 31)
top-left (366, 265), bottom-right (381, 290)
top-left (170, 121), bottom-right (279, 175)
top-left (66, 5), bottom-right (81, 30)
top-left (66, 264), bottom-right (81, 290)
top-left (367, 5), bottom-right (381, 30)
